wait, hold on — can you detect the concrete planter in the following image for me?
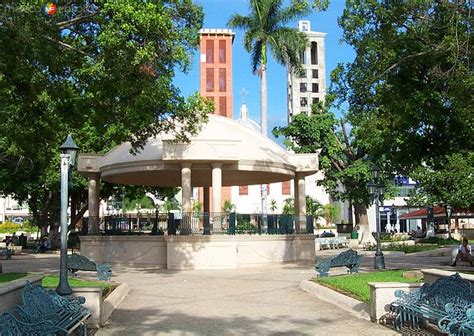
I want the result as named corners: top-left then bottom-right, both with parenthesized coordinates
top-left (368, 282), bottom-right (423, 323)
top-left (0, 274), bottom-right (44, 314)
top-left (71, 283), bottom-right (130, 327)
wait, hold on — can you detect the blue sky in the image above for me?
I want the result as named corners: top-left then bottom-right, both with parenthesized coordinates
top-left (173, 0), bottom-right (355, 141)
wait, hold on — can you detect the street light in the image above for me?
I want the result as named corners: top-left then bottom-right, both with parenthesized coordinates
top-left (368, 164), bottom-right (386, 270)
top-left (56, 134), bottom-right (79, 296)
top-left (446, 204), bottom-right (453, 239)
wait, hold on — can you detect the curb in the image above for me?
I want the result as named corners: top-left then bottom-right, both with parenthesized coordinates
top-left (299, 280), bottom-right (371, 321)
top-left (101, 283), bottom-right (130, 325)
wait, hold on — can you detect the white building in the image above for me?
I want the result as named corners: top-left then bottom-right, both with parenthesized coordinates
top-left (287, 20), bottom-right (327, 123)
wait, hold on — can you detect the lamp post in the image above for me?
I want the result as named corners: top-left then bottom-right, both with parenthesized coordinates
top-left (446, 204), bottom-right (452, 239)
top-left (56, 134), bottom-right (79, 296)
top-left (368, 165), bottom-right (386, 270)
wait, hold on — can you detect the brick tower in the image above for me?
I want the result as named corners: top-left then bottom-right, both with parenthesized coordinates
top-left (198, 29), bottom-right (235, 213)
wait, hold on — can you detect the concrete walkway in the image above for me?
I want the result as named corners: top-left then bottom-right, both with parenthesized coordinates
top-left (97, 263), bottom-right (397, 336)
top-left (4, 248), bottom-right (465, 335)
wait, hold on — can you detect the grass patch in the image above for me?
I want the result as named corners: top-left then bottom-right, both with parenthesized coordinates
top-left (367, 243), bottom-right (439, 253)
top-left (315, 270), bottom-right (422, 304)
top-left (418, 237), bottom-right (460, 246)
top-left (0, 272), bottom-right (28, 284)
top-left (42, 276), bottom-right (116, 298)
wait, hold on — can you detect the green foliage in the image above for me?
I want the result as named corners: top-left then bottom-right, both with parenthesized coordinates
top-left (222, 200), bottom-right (234, 213)
top-left (379, 244), bottom-right (439, 254)
top-left (333, 0), bottom-right (473, 182)
top-left (282, 198), bottom-right (295, 215)
top-left (0, 222), bottom-right (21, 233)
top-left (411, 153), bottom-right (474, 208)
top-left (42, 275), bottom-right (115, 297)
top-left (270, 199), bottom-right (278, 213)
top-left (236, 221), bottom-right (257, 234)
top-left (192, 200), bottom-right (202, 213)
top-left (162, 197), bottom-right (180, 213)
top-left (123, 194), bottom-right (155, 211)
top-left (418, 237), bottom-right (460, 246)
top-left (0, 273), bottom-right (28, 283)
top-left (0, 1), bottom-right (211, 230)
top-left (306, 196), bottom-right (325, 218)
top-left (316, 270), bottom-right (422, 303)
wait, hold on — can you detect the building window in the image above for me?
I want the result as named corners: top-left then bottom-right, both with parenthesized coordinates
top-left (218, 40), bottom-right (226, 63)
top-left (312, 83), bottom-right (319, 93)
top-left (239, 185), bottom-right (248, 195)
top-left (312, 97), bottom-right (319, 105)
top-left (282, 181), bottom-right (291, 195)
top-left (310, 42), bottom-right (318, 65)
top-left (300, 83), bottom-right (307, 93)
top-left (219, 68), bottom-right (226, 92)
top-left (300, 97), bottom-right (308, 107)
top-left (206, 40), bottom-right (214, 63)
top-left (300, 21), bottom-right (310, 32)
top-left (206, 68), bottom-right (214, 92)
top-left (300, 50), bottom-right (306, 65)
top-left (312, 69), bottom-right (318, 78)
top-left (219, 97), bottom-right (226, 116)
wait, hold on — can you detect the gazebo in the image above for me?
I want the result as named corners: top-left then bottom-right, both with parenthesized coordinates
top-left (77, 115), bottom-right (319, 269)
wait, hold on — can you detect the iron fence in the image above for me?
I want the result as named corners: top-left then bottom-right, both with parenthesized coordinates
top-left (82, 212), bottom-right (315, 236)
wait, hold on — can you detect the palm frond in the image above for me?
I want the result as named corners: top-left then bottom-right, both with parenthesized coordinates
top-left (251, 40), bottom-right (263, 75)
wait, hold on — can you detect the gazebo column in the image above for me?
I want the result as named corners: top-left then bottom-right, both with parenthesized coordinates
top-left (181, 163), bottom-right (192, 234)
top-left (295, 173), bottom-right (307, 233)
top-left (181, 163), bottom-right (193, 212)
top-left (212, 163), bottom-right (222, 233)
top-left (87, 173), bottom-right (100, 235)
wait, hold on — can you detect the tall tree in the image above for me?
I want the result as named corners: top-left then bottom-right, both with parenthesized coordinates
top-left (274, 103), bottom-right (380, 243)
top-left (228, 0), bottom-right (311, 135)
top-left (0, 1), bottom-right (212, 231)
top-left (333, 0), bottom-right (473, 176)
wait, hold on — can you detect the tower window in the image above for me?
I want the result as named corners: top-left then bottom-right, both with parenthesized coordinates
top-left (206, 40), bottom-right (214, 63)
top-left (312, 69), bottom-right (318, 78)
top-left (219, 68), bottom-right (226, 92)
top-left (310, 42), bottom-right (318, 65)
top-left (218, 40), bottom-right (226, 63)
top-left (219, 97), bottom-right (227, 116)
top-left (300, 83), bottom-right (307, 93)
top-left (239, 185), bottom-right (248, 195)
top-left (312, 97), bottom-right (320, 105)
top-left (300, 50), bottom-right (306, 65)
top-left (206, 68), bottom-right (214, 92)
top-left (312, 83), bottom-right (319, 93)
top-left (300, 97), bottom-right (308, 107)
top-left (282, 181), bottom-right (291, 195)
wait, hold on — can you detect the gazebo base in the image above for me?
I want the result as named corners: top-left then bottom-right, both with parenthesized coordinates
top-left (79, 235), bottom-right (315, 270)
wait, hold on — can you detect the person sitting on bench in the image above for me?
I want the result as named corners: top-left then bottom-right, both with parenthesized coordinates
top-left (452, 238), bottom-right (473, 266)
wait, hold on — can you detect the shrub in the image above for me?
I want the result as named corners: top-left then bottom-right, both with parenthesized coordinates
top-left (0, 221), bottom-right (21, 233)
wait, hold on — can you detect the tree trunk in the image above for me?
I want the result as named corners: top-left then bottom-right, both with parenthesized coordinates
top-left (260, 63), bottom-right (267, 136)
top-left (354, 202), bottom-right (376, 246)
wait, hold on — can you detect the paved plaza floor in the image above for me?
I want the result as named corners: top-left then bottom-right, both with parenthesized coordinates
top-left (1, 248), bottom-right (464, 335)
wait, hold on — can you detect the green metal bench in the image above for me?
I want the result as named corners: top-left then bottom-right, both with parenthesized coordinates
top-left (315, 249), bottom-right (361, 277)
top-left (0, 311), bottom-right (67, 336)
top-left (459, 305), bottom-right (474, 335)
top-left (68, 252), bottom-right (112, 281)
top-left (14, 281), bottom-right (91, 335)
top-left (390, 273), bottom-right (474, 335)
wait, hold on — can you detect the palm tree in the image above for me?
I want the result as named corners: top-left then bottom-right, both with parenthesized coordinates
top-left (228, 0), bottom-right (310, 135)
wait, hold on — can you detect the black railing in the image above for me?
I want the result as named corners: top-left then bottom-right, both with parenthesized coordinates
top-left (82, 212), bottom-right (315, 236)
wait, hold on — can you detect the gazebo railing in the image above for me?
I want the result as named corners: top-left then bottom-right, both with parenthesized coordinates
top-left (82, 213), bottom-right (315, 236)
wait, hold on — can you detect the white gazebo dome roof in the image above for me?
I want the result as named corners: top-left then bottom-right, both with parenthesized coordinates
top-left (78, 114), bottom-right (318, 187)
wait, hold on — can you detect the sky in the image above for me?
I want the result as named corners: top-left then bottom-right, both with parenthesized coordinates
top-left (173, 0), bottom-right (355, 142)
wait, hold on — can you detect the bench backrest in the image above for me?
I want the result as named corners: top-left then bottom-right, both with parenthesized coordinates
top-left (330, 249), bottom-right (359, 266)
top-left (418, 273), bottom-right (474, 309)
top-left (21, 281), bottom-right (82, 316)
top-left (68, 253), bottom-right (97, 271)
